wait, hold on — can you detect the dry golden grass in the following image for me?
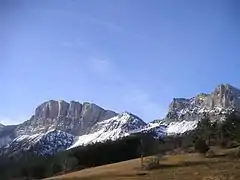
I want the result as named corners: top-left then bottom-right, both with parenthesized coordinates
top-left (46, 147), bottom-right (240, 180)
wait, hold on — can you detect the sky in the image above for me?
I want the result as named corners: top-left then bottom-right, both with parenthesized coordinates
top-left (0, 0), bottom-right (239, 125)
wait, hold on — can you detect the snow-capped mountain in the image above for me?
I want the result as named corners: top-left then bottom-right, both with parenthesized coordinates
top-left (0, 100), bottom-right (118, 156)
top-left (16, 100), bottom-right (117, 136)
top-left (152, 84), bottom-right (240, 134)
top-left (1, 83), bottom-right (240, 156)
top-left (0, 102), bottom-right (151, 156)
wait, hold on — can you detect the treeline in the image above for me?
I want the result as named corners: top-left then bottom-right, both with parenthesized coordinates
top-left (0, 133), bottom-right (162, 179)
top-left (194, 112), bottom-right (240, 148)
top-left (162, 112), bottom-right (240, 153)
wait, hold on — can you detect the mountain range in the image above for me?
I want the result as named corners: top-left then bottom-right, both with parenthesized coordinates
top-left (1, 83), bottom-right (240, 156)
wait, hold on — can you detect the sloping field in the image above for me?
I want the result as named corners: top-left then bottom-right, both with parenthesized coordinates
top-left (47, 158), bottom-right (148, 180)
top-left (47, 148), bottom-right (240, 180)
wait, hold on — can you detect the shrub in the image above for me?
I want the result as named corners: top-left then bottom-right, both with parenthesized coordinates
top-left (227, 141), bottom-right (239, 149)
top-left (144, 155), bottom-right (162, 170)
top-left (205, 149), bottom-right (215, 158)
top-left (194, 138), bottom-right (209, 154)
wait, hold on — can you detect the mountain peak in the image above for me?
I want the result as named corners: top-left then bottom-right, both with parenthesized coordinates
top-left (215, 83), bottom-right (239, 91)
top-left (164, 83), bottom-right (240, 124)
top-left (14, 100), bottom-right (118, 138)
top-left (210, 83), bottom-right (240, 109)
top-left (33, 100), bottom-right (115, 120)
top-left (120, 111), bottom-right (136, 116)
top-left (215, 83), bottom-right (240, 93)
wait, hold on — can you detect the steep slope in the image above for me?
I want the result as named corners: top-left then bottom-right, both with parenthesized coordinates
top-left (138, 122), bottom-right (167, 138)
top-left (2, 130), bottom-right (75, 156)
top-left (152, 84), bottom-right (240, 134)
top-left (16, 100), bottom-right (117, 136)
top-left (69, 112), bottom-right (146, 148)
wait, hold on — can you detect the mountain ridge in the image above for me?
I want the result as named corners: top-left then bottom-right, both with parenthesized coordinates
top-left (1, 83), bottom-right (240, 155)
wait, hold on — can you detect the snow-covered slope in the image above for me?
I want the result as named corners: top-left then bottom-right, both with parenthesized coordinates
top-left (166, 120), bottom-right (198, 134)
top-left (139, 122), bottom-right (167, 138)
top-left (32, 130), bottom-right (75, 155)
top-left (69, 112), bottom-right (146, 148)
top-left (1, 130), bottom-right (75, 156)
top-left (150, 84), bottom-right (240, 135)
top-left (166, 84), bottom-right (240, 122)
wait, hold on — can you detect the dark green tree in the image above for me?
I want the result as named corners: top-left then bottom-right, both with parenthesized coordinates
top-left (194, 138), bottom-right (209, 154)
top-left (220, 112), bottom-right (240, 144)
top-left (195, 116), bottom-right (213, 145)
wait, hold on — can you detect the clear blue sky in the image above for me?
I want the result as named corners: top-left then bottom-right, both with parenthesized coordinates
top-left (0, 0), bottom-right (239, 125)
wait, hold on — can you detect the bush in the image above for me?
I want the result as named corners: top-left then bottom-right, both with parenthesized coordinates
top-left (144, 155), bottom-right (162, 170)
top-left (194, 139), bottom-right (209, 154)
top-left (205, 149), bottom-right (215, 158)
top-left (220, 140), bottom-right (239, 149)
top-left (227, 141), bottom-right (239, 149)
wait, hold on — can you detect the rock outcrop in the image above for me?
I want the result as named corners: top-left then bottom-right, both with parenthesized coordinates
top-left (208, 84), bottom-right (240, 109)
top-left (16, 100), bottom-right (117, 136)
top-left (152, 84), bottom-right (240, 134)
top-left (0, 101), bottom-right (118, 156)
top-left (164, 84), bottom-right (240, 122)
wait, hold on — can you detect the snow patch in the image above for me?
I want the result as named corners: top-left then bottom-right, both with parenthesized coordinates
top-left (166, 120), bottom-right (198, 135)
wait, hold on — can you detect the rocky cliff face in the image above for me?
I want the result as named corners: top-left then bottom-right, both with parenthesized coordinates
top-left (152, 84), bottom-right (240, 134)
top-left (165, 84), bottom-right (240, 122)
top-left (16, 100), bottom-right (117, 137)
top-left (208, 84), bottom-right (240, 109)
top-left (0, 101), bottom-right (118, 156)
